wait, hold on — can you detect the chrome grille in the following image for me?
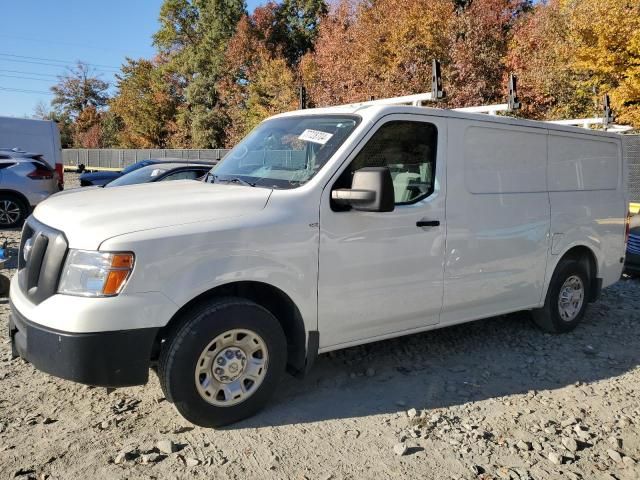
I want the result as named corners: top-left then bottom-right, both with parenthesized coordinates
top-left (18, 217), bottom-right (68, 305)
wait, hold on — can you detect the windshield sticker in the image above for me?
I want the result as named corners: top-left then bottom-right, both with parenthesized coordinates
top-left (298, 129), bottom-right (334, 145)
top-left (150, 168), bottom-right (164, 177)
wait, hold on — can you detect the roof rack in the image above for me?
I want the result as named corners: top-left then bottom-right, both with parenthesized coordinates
top-left (338, 61), bottom-right (519, 116)
top-left (546, 95), bottom-right (634, 133)
top-left (455, 74), bottom-right (521, 115)
top-left (546, 118), bottom-right (633, 133)
top-left (332, 61), bottom-right (634, 133)
top-left (338, 60), bottom-right (447, 108)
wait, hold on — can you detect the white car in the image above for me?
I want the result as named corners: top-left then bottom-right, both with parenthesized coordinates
top-left (9, 104), bottom-right (629, 427)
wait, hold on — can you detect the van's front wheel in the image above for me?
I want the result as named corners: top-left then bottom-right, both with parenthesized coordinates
top-left (532, 259), bottom-right (590, 333)
top-left (158, 298), bottom-right (287, 427)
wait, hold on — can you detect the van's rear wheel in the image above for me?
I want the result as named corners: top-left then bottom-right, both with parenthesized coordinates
top-left (532, 259), bottom-right (590, 333)
top-left (158, 297), bottom-right (287, 427)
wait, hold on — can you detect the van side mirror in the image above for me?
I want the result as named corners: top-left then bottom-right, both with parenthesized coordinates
top-left (332, 167), bottom-right (395, 212)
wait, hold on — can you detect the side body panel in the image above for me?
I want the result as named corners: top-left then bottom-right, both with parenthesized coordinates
top-left (441, 119), bottom-right (550, 324)
top-left (546, 132), bottom-right (626, 289)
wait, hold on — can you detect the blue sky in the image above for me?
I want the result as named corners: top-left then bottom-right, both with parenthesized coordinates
top-left (0, 0), bottom-right (264, 117)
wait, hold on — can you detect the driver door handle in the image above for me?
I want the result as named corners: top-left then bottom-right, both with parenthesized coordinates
top-left (416, 219), bottom-right (440, 227)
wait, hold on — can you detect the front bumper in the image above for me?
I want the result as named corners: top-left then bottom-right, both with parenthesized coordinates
top-left (9, 301), bottom-right (159, 387)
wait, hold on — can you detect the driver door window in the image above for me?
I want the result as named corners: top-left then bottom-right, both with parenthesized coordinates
top-left (339, 121), bottom-right (438, 204)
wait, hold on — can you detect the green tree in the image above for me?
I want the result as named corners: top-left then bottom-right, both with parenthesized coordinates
top-left (245, 56), bottom-right (298, 129)
top-left (99, 110), bottom-right (123, 148)
top-left (274, 0), bottom-right (327, 66)
top-left (154, 0), bottom-right (246, 147)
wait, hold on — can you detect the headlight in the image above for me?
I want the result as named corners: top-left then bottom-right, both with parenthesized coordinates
top-left (58, 249), bottom-right (134, 297)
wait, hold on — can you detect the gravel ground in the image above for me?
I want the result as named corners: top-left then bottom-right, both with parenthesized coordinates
top-left (0, 173), bottom-right (639, 480)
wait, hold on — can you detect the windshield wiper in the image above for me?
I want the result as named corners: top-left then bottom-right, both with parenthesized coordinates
top-left (212, 175), bottom-right (256, 187)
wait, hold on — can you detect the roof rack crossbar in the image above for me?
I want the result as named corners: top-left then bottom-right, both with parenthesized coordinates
top-left (340, 92), bottom-right (437, 109)
top-left (453, 103), bottom-right (510, 115)
top-left (546, 94), bottom-right (634, 133)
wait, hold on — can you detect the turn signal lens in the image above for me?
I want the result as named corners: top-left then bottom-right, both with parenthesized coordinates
top-left (103, 269), bottom-right (131, 295)
top-left (111, 253), bottom-right (134, 269)
top-left (103, 254), bottom-right (135, 295)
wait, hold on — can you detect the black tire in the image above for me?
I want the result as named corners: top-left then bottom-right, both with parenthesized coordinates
top-left (532, 259), bottom-right (590, 333)
top-left (0, 274), bottom-right (9, 296)
top-left (0, 194), bottom-right (28, 229)
top-left (158, 297), bottom-right (287, 427)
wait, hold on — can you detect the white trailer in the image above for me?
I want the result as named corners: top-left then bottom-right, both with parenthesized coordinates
top-left (0, 116), bottom-right (64, 188)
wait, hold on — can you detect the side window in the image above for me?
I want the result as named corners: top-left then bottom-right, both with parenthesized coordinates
top-left (340, 121), bottom-right (438, 205)
top-left (160, 170), bottom-right (201, 181)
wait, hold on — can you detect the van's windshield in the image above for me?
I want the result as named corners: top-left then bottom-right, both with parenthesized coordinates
top-left (208, 115), bottom-right (360, 189)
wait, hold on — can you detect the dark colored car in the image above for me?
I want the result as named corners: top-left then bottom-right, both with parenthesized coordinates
top-left (104, 163), bottom-right (211, 188)
top-left (625, 214), bottom-right (640, 276)
top-left (79, 159), bottom-right (213, 187)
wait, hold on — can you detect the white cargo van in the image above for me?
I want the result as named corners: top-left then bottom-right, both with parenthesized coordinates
top-left (0, 116), bottom-right (64, 189)
top-left (9, 104), bottom-right (629, 427)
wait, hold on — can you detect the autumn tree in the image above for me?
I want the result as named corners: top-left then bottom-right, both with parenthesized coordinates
top-left (301, 0), bottom-right (456, 107)
top-left (218, 3), bottom-right (301, 145)
top-left (300, 0), bottom-right (361, 107)
top-left (448, 0), bottom-right (530, 108)
top-left (109, 58), bottom-right (180, 148)
top-left (507, 0), bottom-right (594, 120)
top-left (73, 106), bottom-right (103, 148)
top-left (50, 62), bottom-right (110, 118)
top-left (47, 61), bottom-right (111, 147)
top-left (507, 0), bottom-right (639, 128)
top-left (567, 0), bottom-right (640, 127)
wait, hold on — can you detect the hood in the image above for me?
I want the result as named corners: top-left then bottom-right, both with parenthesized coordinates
top-left (34, 180), bottom-right (272, 249)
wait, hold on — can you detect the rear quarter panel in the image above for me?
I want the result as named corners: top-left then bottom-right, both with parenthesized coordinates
top-left (546, 132), bottom-right (626, 289)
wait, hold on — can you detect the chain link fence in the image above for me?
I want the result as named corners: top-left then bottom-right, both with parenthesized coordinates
top-left (63, 149), bottom-right (230, 170)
